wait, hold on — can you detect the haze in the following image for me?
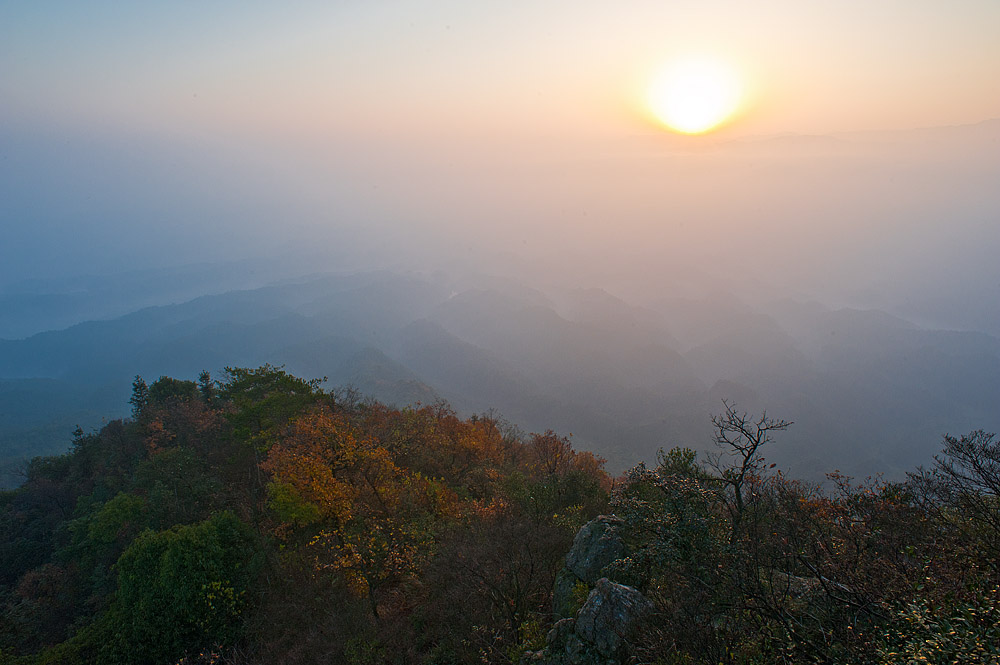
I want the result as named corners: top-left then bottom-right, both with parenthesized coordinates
top-left (1, 2), bottom-right (999, 482)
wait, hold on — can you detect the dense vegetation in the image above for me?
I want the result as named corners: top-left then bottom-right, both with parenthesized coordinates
top-left (601, 409), bottom-right (1000, 664)
top-left (1, 367), bottom-right (997, 664)
top-left (0, 367), bottom-right (609, 664)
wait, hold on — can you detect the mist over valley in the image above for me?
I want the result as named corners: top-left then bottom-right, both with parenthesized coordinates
top-left (3, 5), bottom-right (1000, 660)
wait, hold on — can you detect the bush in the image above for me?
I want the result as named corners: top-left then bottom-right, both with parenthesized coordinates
top-left (100, 511), bottom-right (261, 664)
top-left (878, 585), bottom-right (1000, 665)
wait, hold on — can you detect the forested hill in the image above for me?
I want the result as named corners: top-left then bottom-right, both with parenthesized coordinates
top-left (0, 367), bottom-right (609, 664)
top-left (2, 367), bottom-right (999, 664)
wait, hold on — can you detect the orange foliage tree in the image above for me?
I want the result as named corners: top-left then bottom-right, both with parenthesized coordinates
top-left (262, 406), bottom-right (460, 619)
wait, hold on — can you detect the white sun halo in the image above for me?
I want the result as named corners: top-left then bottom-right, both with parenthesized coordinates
top-left (648, 57), bottom-right (742, 134)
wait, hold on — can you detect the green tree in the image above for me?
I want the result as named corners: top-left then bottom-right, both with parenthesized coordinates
top-left (217, 365), bottom-right (324, 451)
top-left (147, 377), bottom-right (199, 406)
top-left (102, 511), bottom-right (260, 664)
top-left (129, 376), bottom-right (149, 419)
top-left (197, 370), bottom-right (216, 404)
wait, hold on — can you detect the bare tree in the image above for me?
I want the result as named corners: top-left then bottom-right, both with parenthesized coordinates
top-left (706, 399), bottom-right (791, 539)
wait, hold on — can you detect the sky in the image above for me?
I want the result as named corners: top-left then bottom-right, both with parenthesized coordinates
top-left (2, 1), bottom-right (999, 329)
top-left (4, 1), bottom-right (999, 137)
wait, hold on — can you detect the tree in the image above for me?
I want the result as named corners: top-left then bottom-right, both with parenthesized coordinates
top-left (422, 512), bottom-right (570, 658)
top-left (128, 376), bottom-right (148, 420)
top-left (197, 370), bottom-right (216, 404)
top-left (707, 399), bottom-right (790, 539)
top-left (217, 365), bottom-right (324, 451)
top-left (610, 459), bottom-right (731, 660)
top-left (909, 430), bottom-right (1000, 569)
top-left (528, 430), bottom-right (574, 477)
top-left (148, 377), bottom-right (199, 406)
top-left (103, 511), bottom-right (260, 664)
top-left (262, 407), bottom-right (445, 620)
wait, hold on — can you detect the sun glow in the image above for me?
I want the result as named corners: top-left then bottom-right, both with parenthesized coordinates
top-left (647, 57), bottom-right (743, 134)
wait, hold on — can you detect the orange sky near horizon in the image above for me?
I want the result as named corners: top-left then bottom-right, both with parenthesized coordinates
top-left (2, 0), bottom-right (999, 310)
top-left (3, 1), bottom-right (999, 144)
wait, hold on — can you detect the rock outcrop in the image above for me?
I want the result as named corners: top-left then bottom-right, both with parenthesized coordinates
top-left (526, 578), bottom-right (654, 665)
top-left (553, 515), bottom-right (625, 619)
top-left (527, 516), bottom-right (653, 665)
top-left (564, 515), bottom-right (625, 584)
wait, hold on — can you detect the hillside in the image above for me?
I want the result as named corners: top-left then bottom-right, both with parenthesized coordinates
top-left (2, 368), bottom-right (997, 664)
top-left (0, 367), bottom-right (609, 663)
top-left (2, 270), bottom-right (998, 487)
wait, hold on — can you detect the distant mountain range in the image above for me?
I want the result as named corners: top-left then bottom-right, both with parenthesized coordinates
top-left (2, 269), bottom-right (998, 487)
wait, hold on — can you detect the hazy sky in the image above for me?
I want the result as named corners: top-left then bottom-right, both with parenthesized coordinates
top-left (2, 1), bottom-right (999, 329)
top-left (4, 1), bottom-right (999, 137)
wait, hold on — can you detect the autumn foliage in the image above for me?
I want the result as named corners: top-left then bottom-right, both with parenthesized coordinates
top-left (0, 367), bottom-right (609, 664)
top-left (2, 369), bottom-right (997, 664)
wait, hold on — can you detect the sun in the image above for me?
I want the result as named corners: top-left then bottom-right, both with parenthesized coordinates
top-left (647, 57), bottom-right (742, 134)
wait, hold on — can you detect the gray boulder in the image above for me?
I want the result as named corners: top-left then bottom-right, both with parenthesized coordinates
top-left (574, 578), bottom-right (654, 661)
top-left (546, 617), bottom-right (577, 650)
top-left (564, 515), bottom-right (625, 584)
top-left (527, 578), bottom-right (654, 665)
top-left (523, 516), bottom-right (648, 665)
